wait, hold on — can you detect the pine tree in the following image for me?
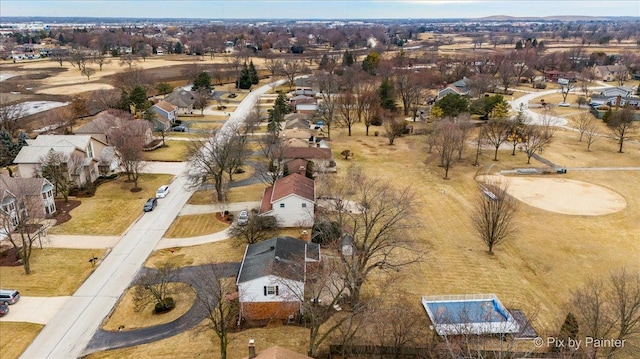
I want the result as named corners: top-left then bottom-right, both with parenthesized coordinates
top-left (237, 62), bottom-right (252, 89)
top-left (378, 78), bottom-right (397, 111)
top-left (248, 60), bottom-right (259, 85)
top-left (0, 129), bottom-right (16, 166)
top-left (192, 71), bottom-right (212, 92)
top-left (342, 50), bottom-right (355, 67)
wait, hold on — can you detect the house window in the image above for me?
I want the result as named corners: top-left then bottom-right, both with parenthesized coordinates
top-left (87, 143), bottom-right (94, 158)
top-left (45, 204), bottom-right (55, 215)
top-left (302, 203), bottom-right (307, 208)
top-left (264, 286), bottom-right (279, 296)
top-left (280, 203), bottom-right (285, 208)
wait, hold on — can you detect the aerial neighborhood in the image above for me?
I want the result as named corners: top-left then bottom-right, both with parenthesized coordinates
top-left (0, 4), bottom-right (639, 359)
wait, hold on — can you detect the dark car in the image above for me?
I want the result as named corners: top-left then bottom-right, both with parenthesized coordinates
top-left (237, 210), bottom-right (249, 226)
top-left (143, 198), bottom-right (158, 212)
top-left (0, 304), bottom-right (8, 317)
top-left (171, 125), bottom-right (187, 132)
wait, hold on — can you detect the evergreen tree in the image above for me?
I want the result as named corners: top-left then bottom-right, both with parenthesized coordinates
top-left (435, 93), bottom-right (469, 117)
top-left (116, 91), bottom-right (132, 112)
top-left (319, 54), bottom-right (329, 70)
top-left (237, 62), bottom-right (252, 89)
top-left (174, 41), bottom-right (183, 54)
top-left (248, 60), bottom-right (259, 85)
top-left (378, 78), bottom-right (397, 112)
top-left (362, 52), bottom-right (380, 75)
top-left (342, 50), bottom-right (355, 67)
top-left (129, 86), bottom-right (150, 112)
top-left (267, 93), bottom-right (290, 134)
top-left (192, 71), bottom-right (212, 92)
top-left (515, 40), bottom-right (523, 50)
top-left (0, 129), bottom-right (16, 166)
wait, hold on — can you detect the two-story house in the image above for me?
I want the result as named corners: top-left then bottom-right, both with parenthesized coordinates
top-left (1, 169), bottom-right (56, 232)
top-left (259, 173), bottom-right (315, 228)
top-left (236, 236), bottom-right (320, 322)
top-left (151, 100), bottom-right (178, 131)
top-left (13, 135), bottom-right (108, 187)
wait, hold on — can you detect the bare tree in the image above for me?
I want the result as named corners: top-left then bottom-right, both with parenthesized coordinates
top-left (575, 111), bottom-right (595, 142)
top-left (193, 88), bottom-right (209, 116)
top-left (0, 96), bottom-right (24, 137)
top-left (133, 262), bottom-right (178, 313)
top-left (570, 269), bottom-right (640, 358)
top-left (560, 82), bottom-right (575, 103)
top-left (112, 66), bottom-right (151, 93)
top-left (186, 128), bottom-right (247, 201)
top-left (607, 106), bottom-right (637, 153)
top-left (585, 122), bottom-right (599, 151)
top-left (81, 66), bottom-right (96, 80)
top-left (39, 149), bottom-right (84, 202)
top-left (521, 125), bottom-right (553, 164)
top-left (337, 90), bottom-right (359, 136)
top-left (192, 264), bottom-right (239, 359)
top-left (109, 121), bottom-right (148, 190)
top-left (318, 169), bottom-right (422, 306)
top-left (263, 56), bottom-right (283, 77)
top-left (92, 52), bottom-right (110, 71)
top-left (472, 179), bottom-right (518, 254)
top-left (0, 178), bottom-right (52, 274)
top-left (434, 119), bottom-right (462, 180)
top-left (315, 71), bottom-right (340, 140)
top-left (119, 53), bottom-right (140, 69)
top-left (228, 215), bottom-right (278, 245)
top-left (484, 118), bottom-right (512, 161)
top-left (384, 115), bottom-right (406, 145)
top-left (281, 58), bottom-right (302, 90)
top-left (257, 133), bottom-right (286, 186)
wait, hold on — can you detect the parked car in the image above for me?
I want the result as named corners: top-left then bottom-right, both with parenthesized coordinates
top-left (558, 102), bottom-right (570, 107)
top-left (0, 304), bottom-right (8, 317)
top-left (143, 198), bottom-right (158, 212)
top-left (0, 289), bottom-right (20, 305)
top-left (171, 125), bottom-right (187, 132)
top-left (237, 210), bottom-right (249, 226)
top-left (156, 185), bottom-right (170, 198)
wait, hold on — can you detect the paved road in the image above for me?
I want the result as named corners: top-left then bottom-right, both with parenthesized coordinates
top-left (21, 174), bottom-right (193, 359)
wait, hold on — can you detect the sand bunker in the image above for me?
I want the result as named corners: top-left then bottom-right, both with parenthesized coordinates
top-left (478, 175), bottom-right (626, 216)
top-left (36, 83), bottom-right (114, 95)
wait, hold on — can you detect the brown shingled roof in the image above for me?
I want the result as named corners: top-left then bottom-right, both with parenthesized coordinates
top-left (282, 147), bottom-right (331, 160)
top-left (154, 100), bottom-right (177, 113)
top-left (259, 173), bottom-right (315, 214)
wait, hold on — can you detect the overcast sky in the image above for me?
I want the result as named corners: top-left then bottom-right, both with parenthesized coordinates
top-left (1, 0), bottom-right (639, 19)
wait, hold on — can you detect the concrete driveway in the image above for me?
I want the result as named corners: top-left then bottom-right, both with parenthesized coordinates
top-left (0, 296), bottom-right (70, 325)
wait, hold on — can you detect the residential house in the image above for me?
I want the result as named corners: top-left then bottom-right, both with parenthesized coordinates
top-left (294, 76), bottom-right (316, 96)
top-left (259, 173), bottom-right (315, 227)
top-left (76, 109), bottom-right (153, 146)
top-left (289, 95), bottom-right (317, 114)
top-left (281, 146), bottom-right (336, 174)
top-left (164, 89), bottom-right (195, 114)
top-left (1, 170), bottom-right (56, 232)
top-left (151, 100), bottom-right (178, 131)
top-left (13, 135), bottom-right (108, 187)
top-left (593, 65), bottom-right (628, 82)
top-left (590, 87), bottom-right (640, 108)
top-left (284, 158), bottom-right (310, 176)
top-left (236, 236), bottom-right (320, 321)
top-left (437, 77), bottom-right (470, 99)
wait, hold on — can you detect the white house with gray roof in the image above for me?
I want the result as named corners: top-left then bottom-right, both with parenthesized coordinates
top-left (236, 236), bottom-right (320, 321)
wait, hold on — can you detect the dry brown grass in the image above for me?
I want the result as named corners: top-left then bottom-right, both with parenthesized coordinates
top-left (49, 174), bottom-right (174, 235)
top-left (327, 121), bottom-right (640, 334)
top-left (145, 240), bottom-right (245, 268)
top-left (226, 183), bottom-right (267, 203)
top-left (187, 190), bottom-right (215, 205)
top-left (142, 140), bottom-right (190, 162)
top-left (0, 248), bottom-right (106, 296)
top-left (84, 322), bottom-right (309, 359)
top-left (0, 322), bottom-right (43, 359)
top-left (189, 122), bottom-right (223, 131)
top-left (101, 283), bottom-right (195, 331)
top-left (164, 214), bottom-right (230, 238)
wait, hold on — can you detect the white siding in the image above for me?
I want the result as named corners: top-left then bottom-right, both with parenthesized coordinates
top-left (270, 195), bottom-right (314, 227)
top-left (238, 275), bottom-right (304, 303)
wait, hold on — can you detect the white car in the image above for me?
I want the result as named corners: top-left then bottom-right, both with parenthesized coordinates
top-left (558, 102), bottom-right (570, 107)
top-left (156, 185), bottom-right (170, 198)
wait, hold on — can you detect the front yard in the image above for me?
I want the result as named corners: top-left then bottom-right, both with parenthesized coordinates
top-left (49, 174), bottom-right (174, 236)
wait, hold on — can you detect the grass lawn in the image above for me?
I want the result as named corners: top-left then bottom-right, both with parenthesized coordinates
top-left (189, 122), bottom-right (223, 131)
top-left (184, 114), bottom-right (228, 122)
top-left (164, 214), bottom-right (230, 238)
top-left (142, 141), bottom-right (190, 162)
top-left (227, 183), bottom-right (267, 203)
top-left (49, 174), bottom-right (174, 236)
top-left (101, 283), bottom-right (195, 331)
top-left (0, 322), bottom-right (43, 359)
top-left (0, 248), bottom-right (106, 296)
top-left (146, 239), bottom-right (245, 268)
top-left (85, 322), bottom-right (309, 359)
top-left (325, 121), bottom-right (640, 334)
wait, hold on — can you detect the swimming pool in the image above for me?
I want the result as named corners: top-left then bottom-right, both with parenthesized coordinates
top-left (422, 294), bottom-right (520, 335)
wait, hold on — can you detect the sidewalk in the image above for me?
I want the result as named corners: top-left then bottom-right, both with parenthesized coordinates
top-left (178, 201), bottom-right (261, 216)
top-left (41, 235), bottom-right (121, 249)
top-left (155, 228), bottom-right (231, 250)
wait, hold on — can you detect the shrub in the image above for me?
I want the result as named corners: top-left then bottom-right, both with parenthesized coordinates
top-left (311, 220), bottom-right (341, 244)
top-left (154, 297), bottom-right (175, 314)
